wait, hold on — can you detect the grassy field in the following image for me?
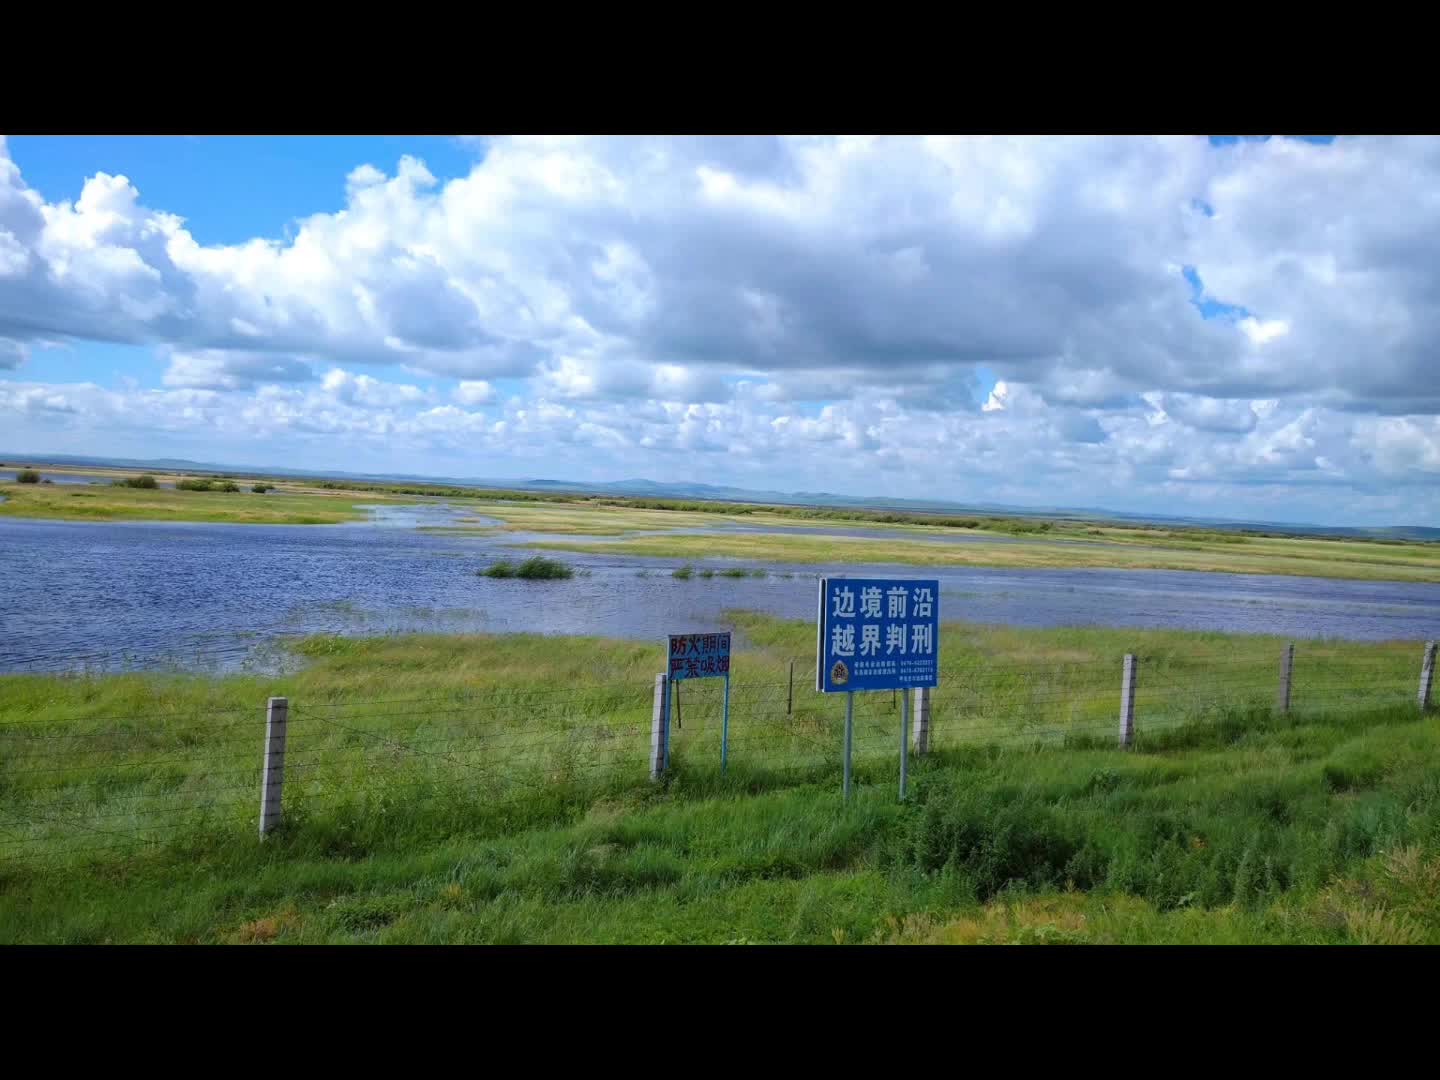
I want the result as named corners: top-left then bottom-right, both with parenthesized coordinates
top-left (6, 464), bottom-right (1439, 582)
top-left (2, 618), bottom-right (1435, 943)
top-left (527, 528), bottom-right (1440, 583)
top-left (0, 479), bottom-right (389, 525)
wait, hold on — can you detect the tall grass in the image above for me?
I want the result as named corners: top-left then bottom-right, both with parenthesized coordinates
top-left (1, 620), bottom-right (1435, 943)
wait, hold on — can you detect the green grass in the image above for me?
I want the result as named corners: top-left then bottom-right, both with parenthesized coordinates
top-left (479, 556), bottom-right (575, 580)
top-left (0, 481), bottom-right (386, 525)
top-left (1, 619), bottom-right (1436, 943)
top-left (527, 530), bottom-right (1440, 583)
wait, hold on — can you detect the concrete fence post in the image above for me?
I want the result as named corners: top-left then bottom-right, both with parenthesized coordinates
top-left (912, 685), bottom-right (930, 755)
top-left (650, 673), bottom-right (668, 780)
top-left (259, 696), bottom-right (287, 837)
top-left (1276, 642), bottom-right (1295, 715)
top-left (1118, 654), bottom-right (1137, 748)
top-left (1420, 641), bottom-right (1436, 712)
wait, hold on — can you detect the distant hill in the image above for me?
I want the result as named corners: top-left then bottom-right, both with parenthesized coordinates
top-left (4, 450), bottom-right (1438, 541)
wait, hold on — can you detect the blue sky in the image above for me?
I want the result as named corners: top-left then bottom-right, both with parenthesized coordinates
top-left (2, 134), bottom-right (1438, 524)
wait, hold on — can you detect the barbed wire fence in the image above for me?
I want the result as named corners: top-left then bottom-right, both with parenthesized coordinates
top-left (1, 639), bottom-right (1434, 872)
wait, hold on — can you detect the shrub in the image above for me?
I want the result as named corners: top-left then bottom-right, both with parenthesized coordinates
top-left (217, 481), bottom-right (241, 493)
top-left (480, 556), bottom-right (574, 580)
top-left (15, 469), bottom-right (40, 484)
top-left (252, 484), bottom-right (271, 494)
top-left (176, 478), bottom-right (214, 491)
top-left (112, 474), bottom-right (158, 489)
top-left (514, 556), bottom-right (574, 580)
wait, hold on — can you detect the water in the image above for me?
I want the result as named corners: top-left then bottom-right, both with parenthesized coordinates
top-left (1, 505), bottom-right (1438, 672)
top-left (1, 471), bottom-right (126, 486)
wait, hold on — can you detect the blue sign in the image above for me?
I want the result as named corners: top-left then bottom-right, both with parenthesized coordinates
top-left (668, 632), bottom-right (732, 681)
top-left (816, 578), bottom-right (939, 693)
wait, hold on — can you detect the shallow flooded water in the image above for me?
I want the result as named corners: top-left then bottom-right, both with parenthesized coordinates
top-left (1, 503), bottom-right (1437, 671)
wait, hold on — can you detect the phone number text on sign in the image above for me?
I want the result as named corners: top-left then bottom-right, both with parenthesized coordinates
top-left (816, 578), bottom-right (938, 693)
top-left (668, 632), bottom-right (731, 680)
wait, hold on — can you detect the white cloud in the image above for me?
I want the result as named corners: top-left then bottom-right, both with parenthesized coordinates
top-left (5, 370), bottom-right (1440, 521)
top-left (7, 135), bottom-right (1440, 522)
top-left (0, 336), bottom-right (25, 369)
top-left (162, 349), bottom-right (313, 390)
top-left (452, 379), bottom-right (495, 406)
top-left (981, 380), bottom-right (1009, 412)
top-left (320, 367), bottom-right (428, 407)
top-left (1153, 393), bottom-right (1259, 434)
top-left (1238, 316), bottom-right (1289, 346)
top-left (3, 134), bottom-right (1420, 414)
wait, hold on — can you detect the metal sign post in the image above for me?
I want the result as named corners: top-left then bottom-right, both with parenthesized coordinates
top-left (899, 687), bottom-right (910, 800)
top-left (665, 632), bottom-right (732, 775)
top-left (817, 577), bottom-right (938, 802)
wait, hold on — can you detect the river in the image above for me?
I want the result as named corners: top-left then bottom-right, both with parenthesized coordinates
top-left (1, 504), bottom-right (1437, 672)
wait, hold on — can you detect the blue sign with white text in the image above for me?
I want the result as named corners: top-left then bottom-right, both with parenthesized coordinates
top-left (816, 578), bottom-right (939, 693)
top-left (668, 632), bottom-right (732, 680)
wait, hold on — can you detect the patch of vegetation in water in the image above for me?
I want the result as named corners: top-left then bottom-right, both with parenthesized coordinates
top-left (480, 556), bottom-right (575, 580)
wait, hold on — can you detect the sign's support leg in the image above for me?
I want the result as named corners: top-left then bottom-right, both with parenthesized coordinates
top-left (899, 687), bottom-right (909, 801)
top-left (843, 691), bottom-right (854, 802)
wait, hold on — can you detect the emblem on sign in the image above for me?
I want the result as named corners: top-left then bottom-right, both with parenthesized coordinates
top-left (831, 659), bottom-right (849, 685)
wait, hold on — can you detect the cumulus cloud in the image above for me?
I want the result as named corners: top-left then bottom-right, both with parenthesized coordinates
top-left (162, 349), bottom-right (314, 390)
top-left (4, 369), bottom-right (1439, 522)
top-left (320, 367), bottom-right (427, 407)
top-left (1150, 392), bottom-right (1260, 434)
top-left (452, 379), bottom-right (495, 406)
top-left (0, 336), bottom-right (24, 369)
top-left (3, 134), bottom-right (1436, 416)
top-left (6, 135), bottom-right (1440, 522)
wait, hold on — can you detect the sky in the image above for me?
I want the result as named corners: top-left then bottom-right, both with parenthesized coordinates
top-left (2, 133), bottom-right (1438, 526)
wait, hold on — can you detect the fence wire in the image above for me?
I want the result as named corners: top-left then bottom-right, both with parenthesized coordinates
top-left (1, 640), bottom-right (1434, 870)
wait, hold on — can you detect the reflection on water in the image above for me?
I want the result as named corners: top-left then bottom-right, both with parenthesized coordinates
top-left (1, 503), bottom-right (1438, 672)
